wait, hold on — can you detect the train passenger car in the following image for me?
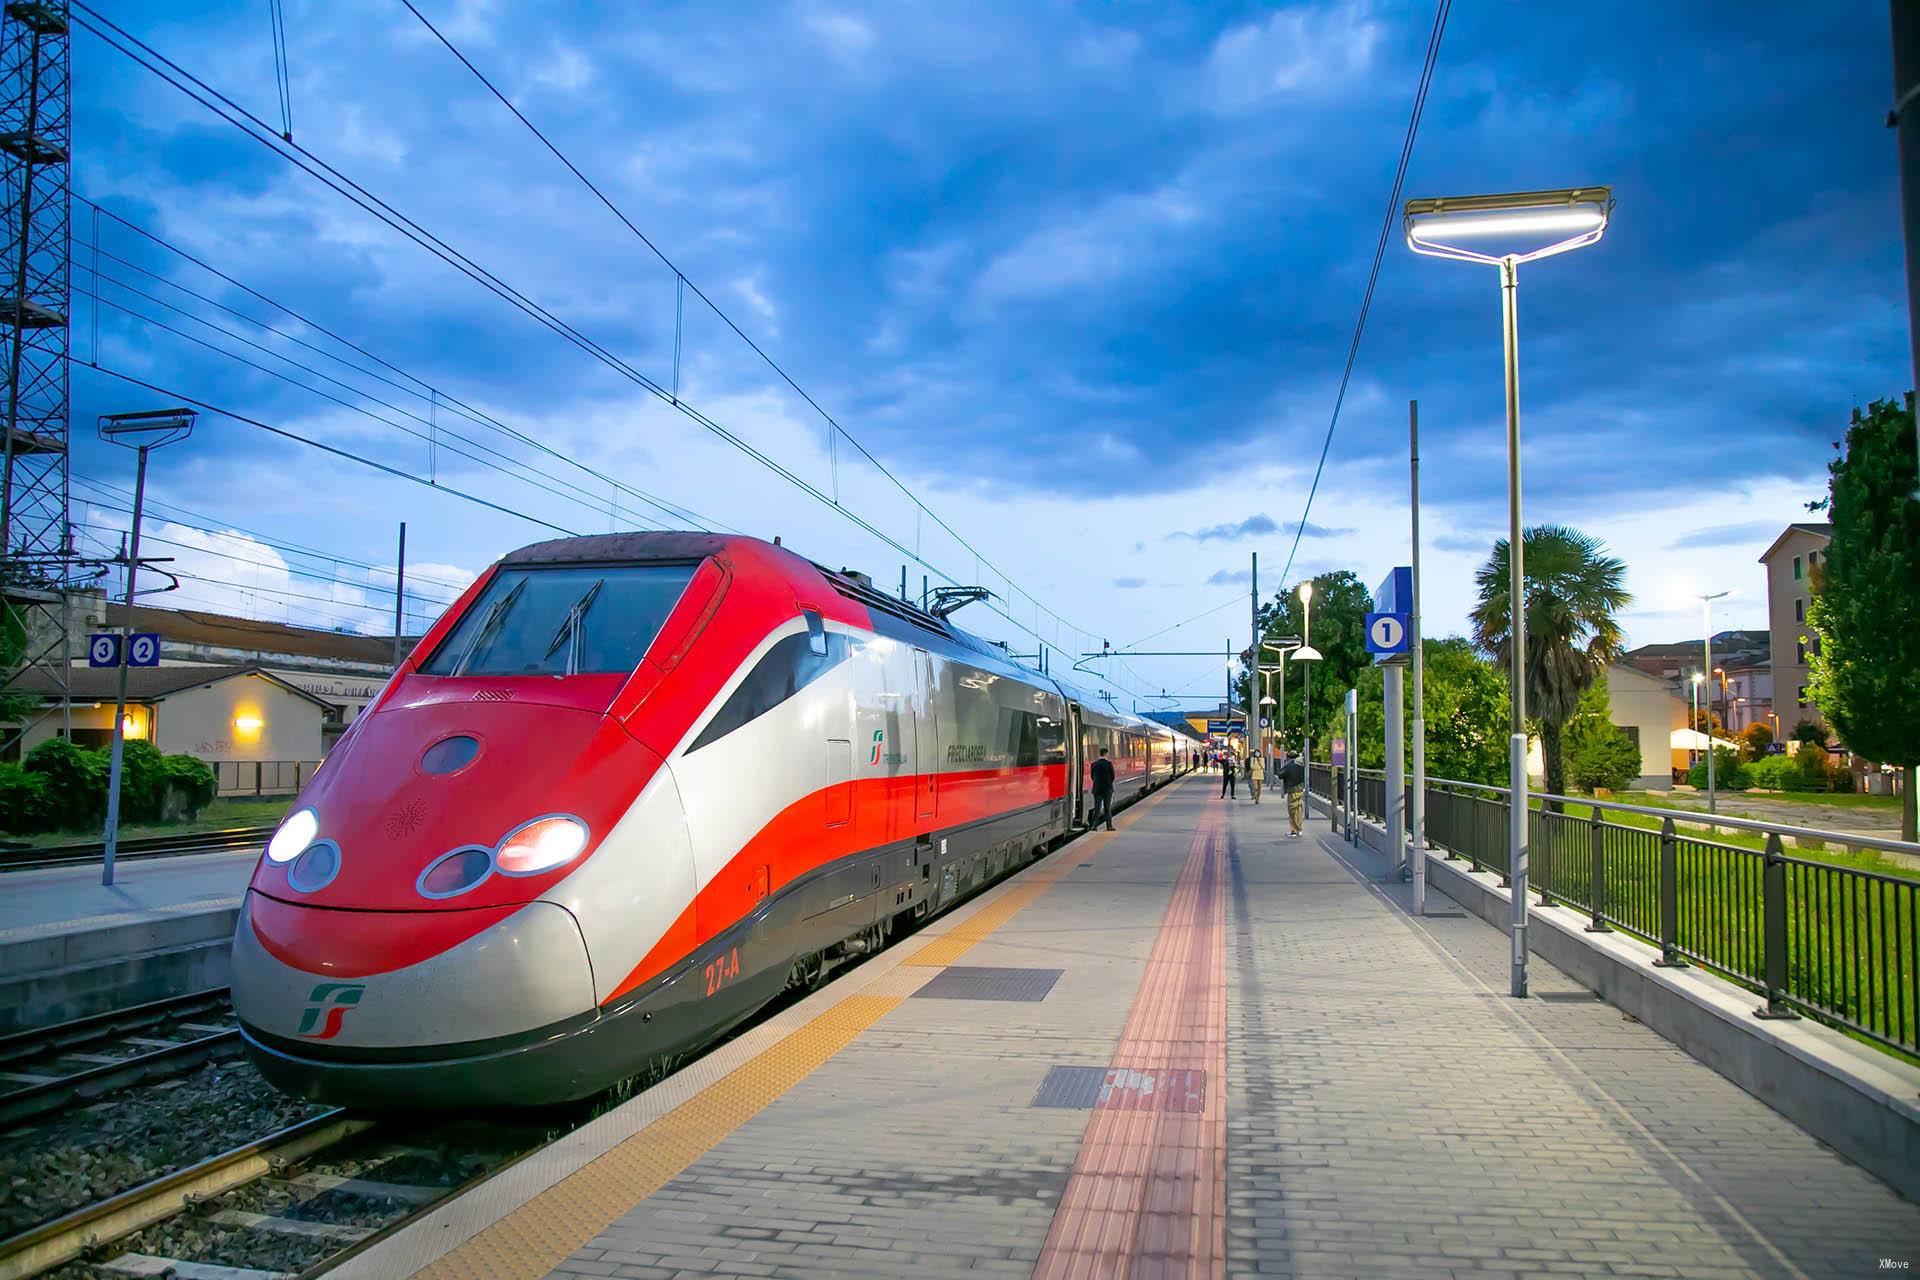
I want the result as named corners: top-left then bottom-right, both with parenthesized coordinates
top-left (231, 532), bottom-right (1184, 1108)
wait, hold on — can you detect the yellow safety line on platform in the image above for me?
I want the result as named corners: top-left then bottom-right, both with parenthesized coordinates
top-left (416, 996), bottom-right (899, 1280)
top-left (411, 773), bottom-right (1195, 1280)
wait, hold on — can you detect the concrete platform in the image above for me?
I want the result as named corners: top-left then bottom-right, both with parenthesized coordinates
top-left (0, 848), bottom-right (255, 1032)
top-left (341, 778), bottom-right (1919, 1280)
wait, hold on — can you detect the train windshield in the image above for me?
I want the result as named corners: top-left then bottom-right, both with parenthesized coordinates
top-left (421, 563), bottom-right (697, 677)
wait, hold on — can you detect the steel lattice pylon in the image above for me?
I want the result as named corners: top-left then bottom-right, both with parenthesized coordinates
top-left (0, 0), bottom-right (72, 758)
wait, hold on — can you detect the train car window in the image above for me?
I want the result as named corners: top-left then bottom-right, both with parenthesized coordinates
top-left (687, 630), bottom-right (851, 752)
top-left (1037, 714), bottom-right (1066, 766)
top-left (421, 564), bottom-right (696, 677)
top-left (992, 708), bottom-right (1047, 768)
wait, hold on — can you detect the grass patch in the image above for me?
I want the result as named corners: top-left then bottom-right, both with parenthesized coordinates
top-left (1630, 788), bottom-right (1901, 812)
top-left (8, 796), bottom-right (291, 847)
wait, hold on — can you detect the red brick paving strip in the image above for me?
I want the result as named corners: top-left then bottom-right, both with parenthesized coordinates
top-left (1033, 803), bottom-right (1227, 1280)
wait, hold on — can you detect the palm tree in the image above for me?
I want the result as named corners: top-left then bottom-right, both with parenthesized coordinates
top-left (1471, 525), bottom-right (1631, 800)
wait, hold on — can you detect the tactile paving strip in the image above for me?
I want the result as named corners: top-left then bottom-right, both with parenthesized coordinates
top-left (912, 964), bottom-right (1064, 1002)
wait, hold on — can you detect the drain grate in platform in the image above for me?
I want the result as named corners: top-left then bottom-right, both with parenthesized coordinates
top-left (1031, 1065), bottom-right (1207, 1112)
top-left (913, 965), bottom-right (1063, 1002)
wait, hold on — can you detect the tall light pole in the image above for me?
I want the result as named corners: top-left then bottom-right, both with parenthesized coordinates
top-left (1295, 582), bottom-right (1322, 799)
top-left (97, 409), bottom-right (194, 886)
top-left (1690, 671), bottom-right (1704, 772)
top-left (1699, 590), bottom-right (1729, 814)
top-left (1406, 186), bottom-right (1613, 999)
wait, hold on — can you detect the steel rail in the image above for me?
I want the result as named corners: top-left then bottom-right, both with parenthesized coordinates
top-left (0, 1109), bottom-right (367, 1280)
top-left (0, 824), bottom-right (271, 871)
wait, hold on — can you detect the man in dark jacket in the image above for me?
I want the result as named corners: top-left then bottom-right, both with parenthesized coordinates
top-left (1089, 748), bottom-right (1116, 830)
top-left (1219, 749), bottom-right (1236, 799)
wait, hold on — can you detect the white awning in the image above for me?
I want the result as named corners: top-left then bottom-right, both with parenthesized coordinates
top-left (1669, 728), bottom-right (1740, 751)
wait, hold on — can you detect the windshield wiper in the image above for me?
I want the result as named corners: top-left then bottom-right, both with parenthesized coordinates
top-left (542, 577), bottom-right (605, 675)
top-left (450, 578), bottom-right (527, 676)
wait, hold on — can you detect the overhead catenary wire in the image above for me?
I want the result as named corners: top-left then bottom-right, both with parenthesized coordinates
top-left (70, 472), bottom-right (476, 597)
top-left (70, 3), bottom-right (1140, 701)
top-left (1276, 0), bottom-right (1451, 588)
top-left (395, 0), bottom-right (1089, 662)
top-left (77, 196), bottom-right (726, 534)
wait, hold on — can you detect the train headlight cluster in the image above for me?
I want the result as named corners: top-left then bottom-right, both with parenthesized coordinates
top-left (267, 808), bottom-right (319, 864)
top-left (414, 815), bottom-right (590, 899)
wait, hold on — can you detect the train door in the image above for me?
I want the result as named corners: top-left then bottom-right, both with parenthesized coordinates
top-left (1066, 702), bottom-right (1085, 825)
top-left (913, 649), bottom-right (938, 822)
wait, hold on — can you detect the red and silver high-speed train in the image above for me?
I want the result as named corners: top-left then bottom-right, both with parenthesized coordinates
top-left (233, 532), bottom-right (1189, 1107)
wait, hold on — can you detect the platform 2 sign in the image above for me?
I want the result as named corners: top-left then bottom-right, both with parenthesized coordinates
top-left (86, 632), bottom-right (161, 668)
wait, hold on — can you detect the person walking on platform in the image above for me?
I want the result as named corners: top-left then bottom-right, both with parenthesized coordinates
top-left (1219, 751), bottom-right (1236, 799)
top-left (1281, 749), bottom-right (1305, 837)
top-left (1089, 747), bottom-right (1116, 831)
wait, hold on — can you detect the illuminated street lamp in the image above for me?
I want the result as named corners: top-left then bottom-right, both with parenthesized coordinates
top-left (1294, 582), bottom-right (1323, 788)
top-left (1405, 186), bottom-right (1612, 999)
top-left (1690, 672), bottom-right (1705, 770)
top-left (1699, 590), bottom-right (1730, 814)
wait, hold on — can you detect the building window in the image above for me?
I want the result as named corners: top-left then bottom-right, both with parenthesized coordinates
top-left (1792, 555), bottom-right (1801, 580)
top-left (1797, 685), bottom-right (1808, 707)
top-left (1794, 598), bottom-right (1804, 622)
top-left (1796, 640), bottom-right (1806, 664)
top-left (1808, 550), bottom-right (1819, 567)
top-left (1621, 725), bottom-right (1640, 754)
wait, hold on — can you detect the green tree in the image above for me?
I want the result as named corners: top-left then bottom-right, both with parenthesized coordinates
top-left (1471, 525), bottom-right (1631, 801)
top-left (1737, 722), bottom-right (1774, 763)
top-left (1805, 396), bottom-right (1920, 840)
top-left (1565, 680), bottom-right (1641, 792)
top-left (1348, 637), bottom-right (1509, 786)
top-left (1241, 569), bottom-right (1372, 762)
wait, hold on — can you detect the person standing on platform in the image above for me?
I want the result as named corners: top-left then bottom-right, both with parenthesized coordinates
top-left (1281, 750), bottom-right (1305, 837)
top-left (1249, 750), bottom-right (1264, 804)
top-left (1219, 750), bottom-right (1237, 799)
top-left (1089, 747), bottom-right (1115, 831)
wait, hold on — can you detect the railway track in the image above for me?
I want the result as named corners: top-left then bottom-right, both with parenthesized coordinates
top-left (0, 827), bottom-right (273, 873)
top-left (0, 1108), bottom-right (550, 1280)
top-left (0, 991), bottom-right (242, 1128)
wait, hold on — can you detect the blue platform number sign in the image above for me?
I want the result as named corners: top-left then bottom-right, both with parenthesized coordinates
top-left (1365, 612), bottom-right (1410, 657)
top-left (127, 633), bottom-right (161, 667)
top-left (86, 633), bottom-right (120, 668)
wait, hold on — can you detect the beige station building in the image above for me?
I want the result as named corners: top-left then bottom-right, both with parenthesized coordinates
top-left (1, 592), bottom-right (418, 795)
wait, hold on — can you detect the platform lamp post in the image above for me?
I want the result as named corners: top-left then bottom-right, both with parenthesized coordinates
top-left (1293, 583), bottom-right (1322, 811)
top-left (1405, 186), bottom-right (1613, 999)
top-left (1690, 672), bottom-right (1704, 771)
top-left (1698, 590), bottom-right (1729, 815)
top-left (98, 409), bottom-right (195, 886)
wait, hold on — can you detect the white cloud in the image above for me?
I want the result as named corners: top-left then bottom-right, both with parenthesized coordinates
top-left (1205, 3), bottom-right (1380, 110)
top-left (530, 44), bottom-right (595, 95)
top-left (732, 269), bottom-right (779, 331)
top-left (806, 10), bottom-right (875, 57)
top-left (973, 186), bottom-right (1204, 304)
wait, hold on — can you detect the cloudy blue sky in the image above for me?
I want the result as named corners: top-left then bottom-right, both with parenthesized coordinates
top-left (64, 1), bottom-right (1906, 706)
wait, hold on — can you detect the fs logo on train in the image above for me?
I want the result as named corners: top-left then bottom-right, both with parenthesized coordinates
top-left (298, 982), bottom-right (367, 1039)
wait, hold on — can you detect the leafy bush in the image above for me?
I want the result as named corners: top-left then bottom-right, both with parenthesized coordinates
top-left (1791, 719), bottom-right (1829, 747)
top-left (1687, 746), bottom-right (1749, 791)
top-left (161, 754), bottom-right (215, 815)
top-left (24, 737), bottom-right (106, 830)
top-left (1738, 723), bottom-right (1774, 762)
top-left (116, 740), bottom-right (168, 822)
top-left (0, 761), bottom-right (49, 833)
top-left (1568, 724), bottom-right (1641, 792)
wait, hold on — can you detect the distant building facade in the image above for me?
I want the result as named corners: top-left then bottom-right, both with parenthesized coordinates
top-left (1619, 629), bottom-right (1770, 736)
top-left (1758, 522), bottom-right (1831, 737)
top-left (1603, 663), bottom-right (1692, 790)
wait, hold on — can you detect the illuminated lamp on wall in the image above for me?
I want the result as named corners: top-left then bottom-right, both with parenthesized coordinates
top-left (233, 709), bottom-right (265, 743)
top-left (121, 712), bottom-right (145, 740)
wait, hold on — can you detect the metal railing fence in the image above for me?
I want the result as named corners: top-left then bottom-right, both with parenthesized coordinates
top-left (1312, 766), bottom-right (1919, 1060)
top-left (213, 760), bottom-right (321, 798)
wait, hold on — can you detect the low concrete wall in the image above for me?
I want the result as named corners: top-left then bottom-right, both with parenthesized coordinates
top-left (1309, 790), bottom-right (1920, 1202)
top-left (0, 905), bottom-right (237, 1033)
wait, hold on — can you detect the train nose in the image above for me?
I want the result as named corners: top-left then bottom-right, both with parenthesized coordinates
top-left (231, 890), bottom-right (596, 1061)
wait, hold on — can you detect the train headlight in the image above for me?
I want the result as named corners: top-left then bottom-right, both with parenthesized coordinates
top-left (266, 807), bottom-right (319, 864)
top-left (495, 815), bottom-right (589, 876)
